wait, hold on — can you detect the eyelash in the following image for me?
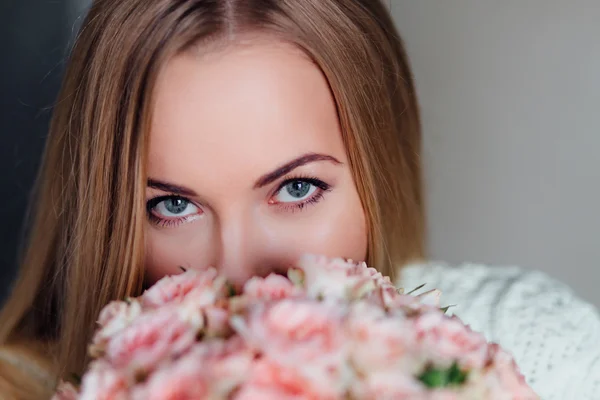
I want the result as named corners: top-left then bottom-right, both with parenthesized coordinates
top-left (271, 175), bottom-right (331, 212)
top-left (145, 195), bottom-right (199, 228)
top-left (145, 176), bottom-right (331, 227)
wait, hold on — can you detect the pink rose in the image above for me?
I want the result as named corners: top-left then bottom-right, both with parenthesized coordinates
top-left (191, 337), bottom-right (255, 396)
top-left (132, 337), bottom-right (254, 400)
top-left (243, 274), bottom-right (302, 301)
top-left (62, 254), bottom-right (539, 400)
top-left (346, 301), bottom-right (419, 372)
top-left (174, 293), bottom-right (230, 336)
top-left (297, 255), bottom-right (363, 298)
top-left (428, 391), bottom-right (463, 400)
top-left (97, 300), bottom-right (141, 329)
top-left (131, 362), bottom-right (210, 400)
top-left (90, 300), bottom-right (143, 358)
top-left (234, 385), bottom-right (290, 400)
top-left (483, 344), bottom-right (538, 399)
top-left (78, 361), bottom-right (129, 400)
top-left (141, 268), bottom-right (225, 308)
top-left (234, 299), bottom-right (346, 360)
top-left (104, 308), bottom-right (197, 371)
top-left (231, 299), bottom-right (352, 396)
top-left (236, 359), bottom-right (339, 400)
top-left (51, 382), bottom-right (79, 400)
top-left (413, 312), bottom-right (489, 370)
top-left (350, 371), bottom-right (426, 400)
top-left (203, 305), bottom-right (232, 338)
top-left (297, 254), bottom-right (396, 300)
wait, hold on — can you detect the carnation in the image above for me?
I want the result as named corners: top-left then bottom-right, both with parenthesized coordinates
top-left (54, 254), bottom-right (538, 400)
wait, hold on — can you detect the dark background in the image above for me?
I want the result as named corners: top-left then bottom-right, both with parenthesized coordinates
top-left (0, 1), bottom-right (89, 305)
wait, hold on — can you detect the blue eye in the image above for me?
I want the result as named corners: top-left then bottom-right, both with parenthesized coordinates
top-left (269, 177), bottom-right (332, 211)
top-left (154, 197), bottom-right (198, 217)
top-left (275, 180), bottom-right (317, 203)
top-left (146, 196), bottom-right (201, 227)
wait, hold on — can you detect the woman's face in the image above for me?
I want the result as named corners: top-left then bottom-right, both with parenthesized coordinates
top-left (145, 36), bottom-right (367, 287)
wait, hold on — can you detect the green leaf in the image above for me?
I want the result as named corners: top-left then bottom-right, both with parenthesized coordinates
top-left (418, 362), bottom-right (469, 389)
top-left (406, 283), bottom-right (426, 295)
top-left (440, 305), bottom-right (456, 314)
top-left (418, 368), bottom-right (447, 388)
top-left (447, 362), bottom-right (468, 385)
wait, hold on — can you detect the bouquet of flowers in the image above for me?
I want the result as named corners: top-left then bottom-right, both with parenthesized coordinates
top-left (53, 255), bottom-right (538, 399)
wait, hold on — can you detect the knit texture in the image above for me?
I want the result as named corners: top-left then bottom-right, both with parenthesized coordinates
top-left (398, 262), bottom-right (600, 400)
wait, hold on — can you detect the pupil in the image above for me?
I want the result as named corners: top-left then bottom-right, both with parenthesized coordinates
top-left (286, 181), bottom-right (310, 198)
top-left (165, 198), bottom-right (187, 214)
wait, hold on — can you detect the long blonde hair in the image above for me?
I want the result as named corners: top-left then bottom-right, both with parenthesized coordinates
top-left (0, 0), bottom-right (424, 397)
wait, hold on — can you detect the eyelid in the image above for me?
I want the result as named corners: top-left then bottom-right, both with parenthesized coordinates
top-left (268, 176), bottom-right (332, 209)
top-left (146, 194), bottom-right (203, 228)
top-left (146, 194), bottom-right (181, 212)
top-left (146, 194), bottom-right (202, 215)
top-left (272, 175), bottom-right (331, 194)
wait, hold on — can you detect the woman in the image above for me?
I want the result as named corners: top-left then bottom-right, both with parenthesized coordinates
top-left (0, 0), bottom-right (598, 399)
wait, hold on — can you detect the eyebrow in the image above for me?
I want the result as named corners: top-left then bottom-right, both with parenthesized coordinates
top-left (253, 152), bottom-right (342, 189)
top-left (147, 153), bottom-right (342, 195)
top-left (147, 179), bottom-right (198, 197)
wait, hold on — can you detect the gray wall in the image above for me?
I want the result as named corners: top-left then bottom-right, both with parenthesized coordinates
top-left (391, 1), bottom-right (600, 306)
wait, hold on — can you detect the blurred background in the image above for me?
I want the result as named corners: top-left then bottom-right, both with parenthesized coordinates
top-left (391, 0), bottom-right (600, 306)
top-left (0, 0), bottom-right (91, 305)
top-left (1, 1), bottom-right (599, 307)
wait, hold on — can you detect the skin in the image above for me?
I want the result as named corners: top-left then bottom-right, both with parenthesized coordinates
top-left (145, 35), bottom-right (367, 288)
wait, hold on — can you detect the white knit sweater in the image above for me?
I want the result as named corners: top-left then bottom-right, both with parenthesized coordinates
top-left (398, 262), bottom-right (600, 400)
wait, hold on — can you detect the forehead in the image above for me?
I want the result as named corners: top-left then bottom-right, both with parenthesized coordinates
top-left (148, 36), bottom-right (346, 191)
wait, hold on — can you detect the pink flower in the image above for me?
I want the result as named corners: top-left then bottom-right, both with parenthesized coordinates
top-left (428, 391), bottom-right (463, 400)
top-left (350, 371), bottom-right (426, 400)
top-left (234, 299), bottom-right (346, 360)
top-left (141, 268), bottom-right (225, 308)
top-left (78, 361), bottom-right (129, 400)
top-left (90, 300), bottom-right (143, 358)
top-left (234, 385), bottom-right (289, 400)
top-left (236, 359), bottom-right (339, 400)
top-left (231, 299), bottom-right (352, 396)
top-left (346, 301), bottom-right (419, 373)
top-left (53, 254), bottom-right (539, 400)
top-left (174, 292), bottom-right (231, 337)
top-left (190, 337), bottom-right (254, 383)
top-left (413, 311), bottom-right (489, 370)
top-left (51, 382), bottom-right (79, 400)
top-left (243, 273), bottom-right (302, 301)
top-left (131, 360), bottom-right (210, 400)
top-left (482, 344), bottom-right (538, 399)
top-left (97, 300), bottom-right (141, 329)
top-left (103, 308), bottom-right (197, 371)
top-left (132, 337), bottom-right (254, 400)
top-left (297, 254), bottom-right (396, 301)
top-left (203, 305), bottom-right (232, 338)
